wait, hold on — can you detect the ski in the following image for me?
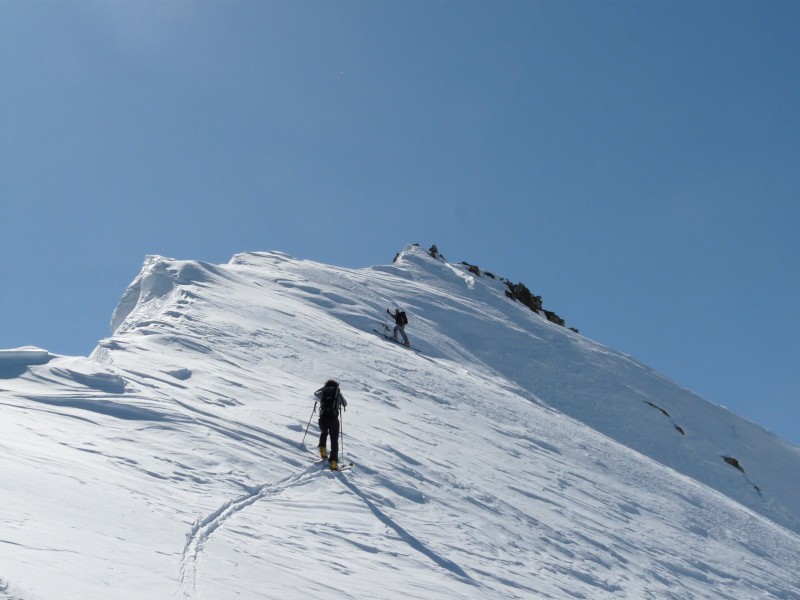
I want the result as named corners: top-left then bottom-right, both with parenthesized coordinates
top-left (305, 448), bottom-right (327, 461)
top-left (331, 462), bottom-right (354, 472)
top-left (373, 328), bottom-right (394, 340)
top-left (311, 460), bottom-right (354, 472)
top-left (308, 450), bottom-right (354, 471)
top-left (372, 329), bottom-right (421, 353)
top-left (317, 460), bottom-right (354, 472)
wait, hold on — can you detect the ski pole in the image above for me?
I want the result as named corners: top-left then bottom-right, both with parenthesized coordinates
top-left (301, 402), bottom-right (317, 447)
top-left (339, 409), bottom-right (344, 464)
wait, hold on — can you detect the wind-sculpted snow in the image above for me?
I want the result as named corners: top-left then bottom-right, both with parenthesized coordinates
top-left (110, 255), bottom-right (238, 335)
top-left (0, 347), bottom-right (52, 380)
top-left (1, 245), bottom-right (799, 599)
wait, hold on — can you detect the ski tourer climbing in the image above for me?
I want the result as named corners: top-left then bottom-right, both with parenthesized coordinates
top-left (387, 307), bottom-right (410, 346)
top-left (313, 379), bottom-right (347, 470)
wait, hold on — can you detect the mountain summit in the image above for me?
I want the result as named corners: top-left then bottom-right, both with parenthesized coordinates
top-left (2, 244), bottom-right (799, 599)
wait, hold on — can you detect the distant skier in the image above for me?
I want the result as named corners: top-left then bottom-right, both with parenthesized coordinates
top-left (386, 307), bottom-right (410, 346)
top-left (313, 379), bottom-right (347, 470)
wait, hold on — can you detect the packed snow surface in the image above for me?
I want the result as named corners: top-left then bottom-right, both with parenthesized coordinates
top-left (2, 245), bottom-right (799, 599)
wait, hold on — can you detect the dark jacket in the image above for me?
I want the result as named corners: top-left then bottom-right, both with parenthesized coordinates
top-left (314, 384), bottom-right (347, 414)
top-left (387, 309), bottom-right (408, 325)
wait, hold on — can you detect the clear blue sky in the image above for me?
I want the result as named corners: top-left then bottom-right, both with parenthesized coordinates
top-left (2, 1), bottom-right (798, 445)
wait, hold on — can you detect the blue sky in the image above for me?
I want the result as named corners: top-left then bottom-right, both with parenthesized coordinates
top-left (2, 1), bottom-right (798, 445)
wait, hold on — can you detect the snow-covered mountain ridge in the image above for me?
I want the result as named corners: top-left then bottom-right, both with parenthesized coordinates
top-left (1, 244), bottom-right (798, 599)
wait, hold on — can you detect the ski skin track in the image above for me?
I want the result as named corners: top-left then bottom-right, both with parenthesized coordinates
top-left (174, 449), bottom-right (355, 600)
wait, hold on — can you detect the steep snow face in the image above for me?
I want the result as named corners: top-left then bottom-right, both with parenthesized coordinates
top-left (1, 245), bottom-right (799, 600)
top-left (378, 248), bottom-right (800, 534)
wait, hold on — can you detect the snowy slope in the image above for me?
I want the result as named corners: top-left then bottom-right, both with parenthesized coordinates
top-left (1, 244), bottom-right (799, 600)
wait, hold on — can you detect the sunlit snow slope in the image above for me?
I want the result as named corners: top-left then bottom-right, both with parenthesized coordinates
top-left (1, 245), bottom-right (799, 600)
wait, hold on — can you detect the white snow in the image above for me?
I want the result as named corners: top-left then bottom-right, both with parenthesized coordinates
top-left (1, 244), bottom-right (798, 599)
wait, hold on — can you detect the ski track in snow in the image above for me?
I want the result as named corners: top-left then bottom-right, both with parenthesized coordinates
top-left (175, 460), bottom-right (482, 600)
top-left (174, 465), bottom-right (321, 600)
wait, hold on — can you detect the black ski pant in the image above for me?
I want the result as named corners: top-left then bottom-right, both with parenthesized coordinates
top-left (318, 411), bottom-right (340, 462)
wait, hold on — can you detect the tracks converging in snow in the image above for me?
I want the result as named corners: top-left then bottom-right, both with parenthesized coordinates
top-left (174, 466), bottom-right (320, 600)
top-left (174, 458), bottom-right (480, 600)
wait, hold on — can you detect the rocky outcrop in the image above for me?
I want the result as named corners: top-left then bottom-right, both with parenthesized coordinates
top-left (405, 244), bottom-right (577, 332)
top-left (504, 281), bottom-right (543, 313)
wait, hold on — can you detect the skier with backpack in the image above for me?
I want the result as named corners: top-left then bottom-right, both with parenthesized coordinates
top-left (313, 379), bottom-right (347, 470)
top-left (387, 307), bottom-right (410, 347)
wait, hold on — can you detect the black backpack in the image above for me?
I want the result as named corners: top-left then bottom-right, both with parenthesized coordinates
top-left (398, 310), bottom-right (408, 325)
top-left (319, 383), bottom-right (339, 415)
